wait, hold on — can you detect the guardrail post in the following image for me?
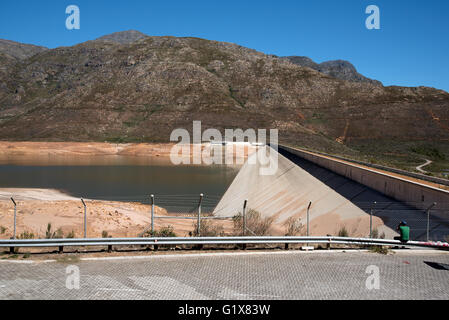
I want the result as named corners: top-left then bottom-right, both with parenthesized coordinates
top-left (58, 246), bottom-right (64, 254)
top-left (151, 194), bottom-right (155, 234)
top-left (197, 194), bottom-right (203, 237)
top-left (307, 201), bottom-right (312, 236)
top-left (426, 202), bottom-right (437, 242)
top-left (370, 201), bottom-right (376, 238)
top-left (81, 198), bottom-right (87, 238)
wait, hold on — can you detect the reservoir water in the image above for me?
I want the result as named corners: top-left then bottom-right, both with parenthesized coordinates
top-left (0, 155), bottom-right (239, 212)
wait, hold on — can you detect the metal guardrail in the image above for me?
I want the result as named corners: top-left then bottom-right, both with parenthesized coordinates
top-left (1, 236), bottom-right (448, 250)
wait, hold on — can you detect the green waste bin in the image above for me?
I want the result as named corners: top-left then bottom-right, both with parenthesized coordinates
top-left (399, 226), bottom-right (410, 242)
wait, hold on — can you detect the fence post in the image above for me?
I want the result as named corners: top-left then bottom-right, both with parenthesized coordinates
top-left (197, 194), bottom-right (203, 236)
top-left (370, 201), bottom-right (376, 238)
top-left (10, 198), bottom-right (16, 254)
top-left (426, 202), bottom-right (437, 242)
top-left (81, 198), bottom-right (87, 238)
top-left (307, 201), bottom-right (312, 236)
top-left (243, 199), bottom-right (248, 236)
top-left (151, 194), bottom-right (155, 234)
top-left (11, 197), bottom-right (16, 239)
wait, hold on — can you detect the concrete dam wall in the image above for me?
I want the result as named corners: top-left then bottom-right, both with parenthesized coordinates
top-left (213, 147), bottom-right (396, 238)
top-left (280, 145), bottom-right (449, 222)
top-left (214, 146), bottom-right (449, 240)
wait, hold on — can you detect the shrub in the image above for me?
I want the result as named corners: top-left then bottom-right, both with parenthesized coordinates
top-left (66, 230), bottom-right (76, 239)
top-left (143, 226), bottom-right (176, 238)
top-left (45, 223), bottom-right (64, 239)
top-left (410, 146), bottom-right (445, 160)
top-left (0, 226), bottom-right (6, 235)
top-left (233, 209), bottom-right (274, 236)
top-left (18, 231), bottom-right (35, 239)
top-left (283, 217), bottom-right (304, 236)
top-left (371, 228), bottom-right (386, 239)
top-left (54, 228), bottom-right (64, 239)
top-left (369, 246), bottom-right (390, 255)
top-left (101, 230), bottom-right (110, 238)
top-left (338, 226), bottom-right (349, 237)
top-left (191, 219), bottom-right (225, 237)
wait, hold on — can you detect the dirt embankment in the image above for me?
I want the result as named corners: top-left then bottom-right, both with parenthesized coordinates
top-left (0, 141), bottom-right (257, 159)
top-left (0, 142), bottom-right (259, 239)
top-left (0, 142), bottom-right (177, 157)
top-left (0, 198), bottom-right (235, 239)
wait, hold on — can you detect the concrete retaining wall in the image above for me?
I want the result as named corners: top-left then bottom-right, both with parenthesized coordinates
top-left (280, 145), bottom-right (449, 221)
top-left (300, 148), bottom-right (449, 187)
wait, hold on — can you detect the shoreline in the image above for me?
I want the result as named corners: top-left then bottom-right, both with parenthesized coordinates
top-left (0, 141), bottom-right (256, 168)
top-left (0, 141), bottom-right (257, 156)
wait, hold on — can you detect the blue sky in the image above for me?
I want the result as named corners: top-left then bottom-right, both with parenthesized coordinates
top-left (1, 0), bottom-right (448, 91)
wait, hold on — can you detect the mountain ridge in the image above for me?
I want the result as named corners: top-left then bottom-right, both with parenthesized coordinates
top-left (0, 39), bottom-right (48, 60)
top-left (281, 56), bottom-right (382, 85)
top-left (94, 30), bottom-right (149, 44)
top-left (0, 31), bottom-right (448, 174)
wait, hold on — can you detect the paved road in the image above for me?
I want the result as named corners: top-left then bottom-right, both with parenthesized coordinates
top-left (1, 250), bottom-right (449, 300)
top-left (416, 159), bottom-right (433, 174)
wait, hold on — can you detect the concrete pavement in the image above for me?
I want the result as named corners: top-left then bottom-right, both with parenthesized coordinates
top-left (1, 250), bottom-right (448, 300)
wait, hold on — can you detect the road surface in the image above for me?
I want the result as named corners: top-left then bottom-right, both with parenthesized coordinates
top-left (416, 159), bottom-right (433, 174)
top-left (1, 250), bottom-right (448, 300)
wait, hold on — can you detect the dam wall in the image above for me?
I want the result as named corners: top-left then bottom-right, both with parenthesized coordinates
top-left (280, 145), bottom-right (449, 221)
top-left (213, 147), bottom-right (395, 237)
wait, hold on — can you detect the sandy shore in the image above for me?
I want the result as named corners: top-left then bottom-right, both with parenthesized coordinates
top-left (0, 141), bottom-right (257, 161)
top-left (0, 188), bottom-right (77, 201)
top-left (0, 189), bottom-right (385, 239)
top-left (0, 197), bottom-right (235, 239)
top-left (0, 142), bottom-right (175, 157)
top-left (0, 142), bottom-right (259, 239)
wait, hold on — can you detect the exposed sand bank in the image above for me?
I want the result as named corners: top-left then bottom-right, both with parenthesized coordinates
top-left (0, 198), bottom-right (235, 239)
top-left (0, 142), bottom-right (175, 157)
top-left (0, 188), bottom-right (77, 201)
top-left (0, 142), bottom-right (257, 239)
top-left (0, 141), bottom-right (257, 164)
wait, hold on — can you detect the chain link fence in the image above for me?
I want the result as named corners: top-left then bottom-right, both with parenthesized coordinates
top-left (1, 195), bottom-right (448, 242)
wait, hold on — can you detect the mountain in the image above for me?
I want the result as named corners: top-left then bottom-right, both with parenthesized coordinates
top-left (282, 56), bottom-right (382, 85)
top-left (0, 39), bottom-right (47, 60)
top-left (95, 30), bottom-right (148, 44)
top-left (0, 32), bottom-right (448, 173)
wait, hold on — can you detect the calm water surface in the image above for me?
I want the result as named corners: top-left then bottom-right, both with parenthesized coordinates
top-left (0, 155), bottom-right (239, 211)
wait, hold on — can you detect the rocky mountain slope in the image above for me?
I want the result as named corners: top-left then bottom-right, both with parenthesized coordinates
top-left (0, 31), bottom-right (448, 172)
top-left (0, 39), bottom-right (48, 60)
top-left (95, 30), bottom-right (148, 44)
top-left (282, 56), bottom-right (382, 85)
